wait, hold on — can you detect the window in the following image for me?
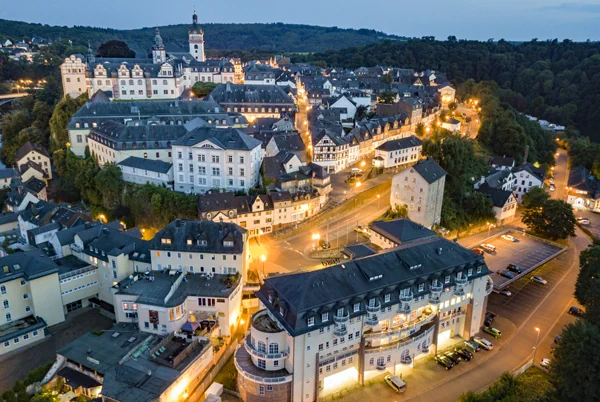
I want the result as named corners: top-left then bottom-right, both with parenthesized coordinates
top-left (258, 359), bottom-right (266, 369)
top-left (1, 286), bottom-right (7, 295)
top-left (268, 343), bottom-right (279, 354)
top-left (25, 306), bottom-right (31, 313)
top-left (212, 167), bottom-right (220, 176)
top-left (3, 341), bottom-right (9, 347)
top-left (23, 293), bottom-right (29, 300)
top-left (444, 275), bottom-right (450, 284)
top-left (212, 155), bottom-right (219, 163)
top-left (13, 337), bottom-right (19, 344)
top-left (3, 300), bottom-right (8, 309)
top-left (322, 312), bottom-right (329, 322)
top-left (228, 155), bottom-right (233, 163)
top-left (307, 317), bottom-right (315, 326)
top-left (240, 168), bottom-right (245, 176)
top-left (6, 313), bottom-right (11, 322)
top-left (384, 294), bottom-right (391, 303)
top-left (353, 302), bottom-right (360, 312)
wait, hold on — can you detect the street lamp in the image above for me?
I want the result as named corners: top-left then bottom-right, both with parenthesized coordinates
top-left (260, 254), bottom-right (267, 277)
top-left (355, 181), bottom-right (362, 188)
top-left (533, 327), bottom-right (541, 365)
top-left (377, 194), bottom-right (381, 210)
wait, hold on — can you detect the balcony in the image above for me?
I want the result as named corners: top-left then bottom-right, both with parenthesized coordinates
top-left (234, 345), bottom-right (293, 385)
top-left (485, 277), bottom-right (494, 296)
top-left (366, 302), bottom-right (381, 313)
top-left (364, 308), bottom-right (435, 340)
top-left (334, 325), bottom-right (348, 337)
top-left (454, 286), bottom-right (466, 297)
top-left (429, 293), bottom-right (441, 303)
top-left (399, 356), bottom-right (412, 365)
top-left (398, 302), bottom-right (411, 315)
top-left (365, 321), bottom-right (436, 354)
top-left (333, 312), bottom-right (349, 324)
top-left (455, 276), bottom-right (468, 286)
top-left (244, 336), bottom-right (289, 360)
top-left (365, 314), bottom-right (379, 326)
top-left (376, 362), bottom-right (386, 371)
top-left (400, 292), bottom-right (413, 303)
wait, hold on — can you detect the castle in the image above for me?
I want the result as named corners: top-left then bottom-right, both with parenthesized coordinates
top-left (60, 11), bottom-right (242, 100)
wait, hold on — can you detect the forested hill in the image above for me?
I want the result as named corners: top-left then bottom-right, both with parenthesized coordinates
top-left (295, 38), bottom-right (600, 141)
top-left (0, 19), bottom-right (407, 53)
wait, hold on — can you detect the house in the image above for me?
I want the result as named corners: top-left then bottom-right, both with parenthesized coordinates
top-left (244, 64), bottom-right (276, 85)
top-left (474, 169), bottom-right (515, 192)
top-left (441, 118), bottom-right (461, 132)
top-left (325, 94), bottom-right (357, 121)
top-left (512, 163), bottom-right (544, 203)
top-left (260, 132), bottom-right (307, 162)
top-left (209, 82), bottom-right (296, 122)
top-left (373, 135), bottom-right (422, 169)
top-left (171, 126), bottom-right (262, 194)
top-left (235, 235), bottom-right (492, 401)
top-left (15, 142), bottom-right (52, 180)
top-left (22, 177), bottom-right (47, 202)
top-left (312, 129), bottom-right (349, 174)
top-left (438, 84), bottom-right (456, 104)
top-left (19, 161), bottom-right (48, 183)
top-left (0, 168), bottom-right (19, 190)
top-left (477, 184), bottom-right (518, 224)
top-left (368, 218), bottom-right (436, 249)
top-left (566, 165), bottom-right (600, 211)
top-left (117, 156), bottom-right (173, 187)
top-left (489, 155), bottom-right (515, 171)
top-left (390, 157), bottom-right (447, 229)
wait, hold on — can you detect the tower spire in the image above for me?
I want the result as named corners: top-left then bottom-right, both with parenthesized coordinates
top-left (87, 41), bottom-right (95, 63)
top-left (154, 26), bottom-right (164, 49)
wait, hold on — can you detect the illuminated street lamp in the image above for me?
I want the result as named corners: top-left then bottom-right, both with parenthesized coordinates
top-left (533, 327), bottom-right (541, 364)
top-left (377, 194), bottom-right (381, 210)
top-left (355, 181), bottom-right (362, 188)
top-left (260, 254), bottom-right (267, 277)
top-left (311, 233), bottom-right (321, 241)
top-left (360, 161), bottom-right (366, 168)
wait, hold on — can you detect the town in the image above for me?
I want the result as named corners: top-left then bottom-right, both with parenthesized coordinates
top-left (0, 8), bottom-right (599, 402)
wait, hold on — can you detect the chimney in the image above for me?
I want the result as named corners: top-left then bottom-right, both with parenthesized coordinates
top-left (524, 145), bottom-right (529, 164)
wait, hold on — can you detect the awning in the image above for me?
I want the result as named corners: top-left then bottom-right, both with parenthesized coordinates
top-left (180, 321), bottom-right (200, 333)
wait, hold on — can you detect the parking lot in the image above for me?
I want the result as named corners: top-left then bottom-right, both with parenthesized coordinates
top-left (474, 231), bottom-right (564, 288)
top-left (572, 210), bottom-right (600, 239)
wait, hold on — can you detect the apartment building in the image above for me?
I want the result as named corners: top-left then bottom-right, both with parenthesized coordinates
top-left (373, 135), bottom-right (422, 169)
top-left (209, 83), bottom-right (296, 121)
top-left (234, 236), bottom-right (493, 401)
top-left (171, 127), bottom-right (262, 194)
top-left (16, 142), bottom-right (52, 181)
top-left (390, 157), bottom-right (447, 229)
top-left (312, 129), bottom-right (349, 174)
top-left (368, 218), bottom-right (436, 250)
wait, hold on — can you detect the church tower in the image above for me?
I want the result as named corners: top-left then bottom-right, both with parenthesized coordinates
top-left (188, 10), bottom-right (205, 62)
top-left (152, 27), bottom-right (167, 64)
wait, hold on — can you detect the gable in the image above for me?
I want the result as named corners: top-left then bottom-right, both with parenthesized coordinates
top-left (191, 139), bottom-right (224, 150)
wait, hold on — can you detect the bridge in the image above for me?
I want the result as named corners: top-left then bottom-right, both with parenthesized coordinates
top-left (0, 93), bottom-right (28, 106)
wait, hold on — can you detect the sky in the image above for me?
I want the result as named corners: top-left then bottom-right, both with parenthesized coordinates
top-left (1, 0), bottom-right (600, 41)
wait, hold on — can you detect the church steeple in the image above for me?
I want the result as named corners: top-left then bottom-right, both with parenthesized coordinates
top-left (192, 9), bottom-right (198, 25)
top-left (87, 41), bottom-right (95, 64)
top-left (152, 26), bottom-right (166, 64)
top-left (188, 9), bottom-right (205, 62)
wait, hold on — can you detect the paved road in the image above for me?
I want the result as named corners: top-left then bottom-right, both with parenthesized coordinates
top-left (456, 104), bottom-right (479, 139)
top-left (551, 148), bottom-right (568, 201)
top-left (405, 227), bottom-right (589, 401)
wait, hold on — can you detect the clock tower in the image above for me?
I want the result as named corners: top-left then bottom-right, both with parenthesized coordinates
top-left (188, 10), bottom-right (205, 62)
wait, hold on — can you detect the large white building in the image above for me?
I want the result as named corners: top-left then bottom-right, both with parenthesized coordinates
top-left (60, 12), bottom-right (237, 100)
top-left (373, 135), bottom-right (422, 170)
top-left (391, 157), bottom-right (447, 229)
top-left (234, 236), bottom-right (493, 401)
top-left (172, 127), bottom-right (262, 194)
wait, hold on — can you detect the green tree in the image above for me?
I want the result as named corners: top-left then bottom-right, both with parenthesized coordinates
top-left (95, 163), bottom-right (125, 209)
top-left (522, 199), bottom-right (576, 240)
top-left (415, 123), bottom-right (425, 137)
top-left (522, 186), bottom-right (550, 209)
top-left (574, 242), bottom-right (600, 326)
top-left (448, 101), bottom-right (458, 111)
top-left (191, 81), bottom-right (218, 98)
top-left (550, 319), bottom-right (600, 402)
top-left (380, 74), bottom-right (393, 83)
top-left (382, 204), bottom-right (408, 220)
top-left (354, 105), bottom-right (368, 121)
top-left (49, 94), bottom-right (87, 150)
top-left (378, 91), bottom-right (395, 104)
top-left (96, 40), bottom-right (135, 58)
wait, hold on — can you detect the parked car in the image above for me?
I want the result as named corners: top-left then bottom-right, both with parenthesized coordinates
top-left (500, 288), bottom-right (512, 297)
top-left (480, 243), bottom-right (497, 253)
top-left (384, 375), bottom-right (407, 393)
top-left (541, 358), bottom-right (551, 369)
top-left (435, 355), bottom-right (454, 370)
top-left (484, 312), bottom-right (497, 327)
top-left (473, 336), bottom-right (494, 350)
top-left (506, 264), bottom-right (522, 274)
top-left (501, 234), bottom-right (518, 242)
top-left (568, 306), bottom-right (585, 317)
top-left (549, 184), bottom-right (556, 192)
top-left (577, 217), bottom-right (590, 225)
top-left (455, 347), bottom-right (473, 361)
top-left (548, 178), bottom-right (555, 184)
top-left (554, 336), bottom-right (561, 344)
top-left (483, 327), bottom-right (502, 338)
top-left (319, 240), bottom-right (331, 249)
top-left (350, 168), bottom-right (363, 177)
top-left (464, 340), bottom-right (481, 353)
top-left (472, 247), bottom-right (485, 256)
top-left (443, 350), bottom-right (462, 365)
top-left (498, 270), bottom-right (516, 279)
top-left (531, 276), bottom-right (548, 285)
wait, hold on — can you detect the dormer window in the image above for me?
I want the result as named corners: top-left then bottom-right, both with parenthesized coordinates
top-left (444, 275), bottom-right (450, 284)
top-left (384, 294), bottom-right (391, 303)
top-left (322, 312), bottom-right (329, 322)
top-left (468, 268), bottom-right (473, 276)
top-left (307, 317), bottom-right (315, 327)
top-left (223, 240), bottom-right (234, 247)
top-left (187, 239), bottom-right (192, 245)
top-left (197, 239), bottom-right (208, 246)
top-left (161, 238), bottom-right (172, 245)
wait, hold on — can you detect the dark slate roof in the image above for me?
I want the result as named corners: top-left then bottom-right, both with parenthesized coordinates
top-left (15, 142), bottom-right (49, 161)
top-left (567, 165), bottom-right (596, 194)
top-left (0, 250), bottom-right (59, 285)
top-left (209, 83), bottom-right (295, 105)
top-left (89, 121), bottom-right (188, 150)
top-left (341, 243), bottom-right (378, 259)
top-left (89, 89), bottom-right (111, 103)
top-left (482, 169), bottom-right (511, 189)
top-left (256, 236), bottom-right (491, 336)
top-left (369, 218), bottom-right (436, 244)
top-left (477, 184), bottom-right (514, 208)
top-left (0, 168), bottom-right (18, 180)
top-left (79, 226), bottom-right (148, 263)
top-left (490, 155), bottom-right (515, 167)
top-left (23, 177), bottom-right (46, 194)
top-left (19, 161), bottom-right (47, 178)
top-left (150, 220), bottom-right (246, 254)
top-left (272, 133), bottom-right (306, 154)
top-left (28, 222), bottom-right (61, 236)
top-left (0, 212), bottom-right (18, 226)
top-left (173, 127), bottom-right (261, 150)
top-left (412, 157), bottom-right (447, 184)
top-left (512, 163), bottom-right (544, 182)
top-left (376, 135), bottom-right (422, 152)
top-left (117, 156), bottom-right (172, 174)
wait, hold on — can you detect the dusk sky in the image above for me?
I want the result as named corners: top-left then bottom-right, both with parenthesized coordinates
top-left (2, 0), bottom-right (600, 41)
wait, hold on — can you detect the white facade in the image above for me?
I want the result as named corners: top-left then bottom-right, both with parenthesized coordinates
top-left (375, 141), bottom-right (422, 169)
top-left (512, 167), bottom-right (543, 203)
top-left (312, 134), bottom-right (349, 174)
top-left (118, 162), bottom-right (174, 187)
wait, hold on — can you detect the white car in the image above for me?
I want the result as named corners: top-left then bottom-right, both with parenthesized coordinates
top-left (472, 336), bottom-right (494, 350)
top-left (501, 234), bottom-right (517, 242)
top-left (549, 186), bottom-right (556, 192)
top-left (577, 217), bottom-right (590, 225)
top-left (541, 358), bottom-right (551, 369)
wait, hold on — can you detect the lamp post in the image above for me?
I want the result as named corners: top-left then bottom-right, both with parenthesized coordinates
top-left (377, 194), bottom-right (381, 210)
top-left (532, 327), bottom-right (540, 365)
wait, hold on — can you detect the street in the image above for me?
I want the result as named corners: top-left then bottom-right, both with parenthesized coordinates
top-left (456, 104), bottom-right (480, 139)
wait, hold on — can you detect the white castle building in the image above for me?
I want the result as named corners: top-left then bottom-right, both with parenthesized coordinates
top-left (60, 11), bottom-right (239, 100)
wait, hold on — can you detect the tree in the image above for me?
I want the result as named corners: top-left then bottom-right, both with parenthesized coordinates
top-left (49, 94), bottom-right (87, 150)
top-left (380, 74), bottom-right (393, 83)
top-left (415, 123), bottom-right (425, 137)
top-left (551, 319), bottom-right (600, 401)
top-left (448, 101), bottom-right (458, 111)
top-left (354, 105), bottom-right (368, 121)
top-left (191, 81), bottom-right (218, 98)
top-left (96, 40), bottom-right (135, 58)
top-left (522, 186), bottom-right (550, 209)
top-left (575, 242), bottom-right (600, 326)
top-left (378, 91), bottom-right (395, 104)
top-left (382, 204), bottom-right (408, 221)
top-left (522, 199), bottom-right (576, 240)
top-left (95, 163), bottom-right (125, 209)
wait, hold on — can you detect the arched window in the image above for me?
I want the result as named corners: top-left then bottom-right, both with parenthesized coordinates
top-left (268, 343), bottom-right (279, 354)
top-left (194, 44), bottom-right (198, 50)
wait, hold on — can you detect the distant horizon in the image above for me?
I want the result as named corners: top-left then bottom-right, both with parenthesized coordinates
top-left (1, 0), bottom-right (600, 42)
